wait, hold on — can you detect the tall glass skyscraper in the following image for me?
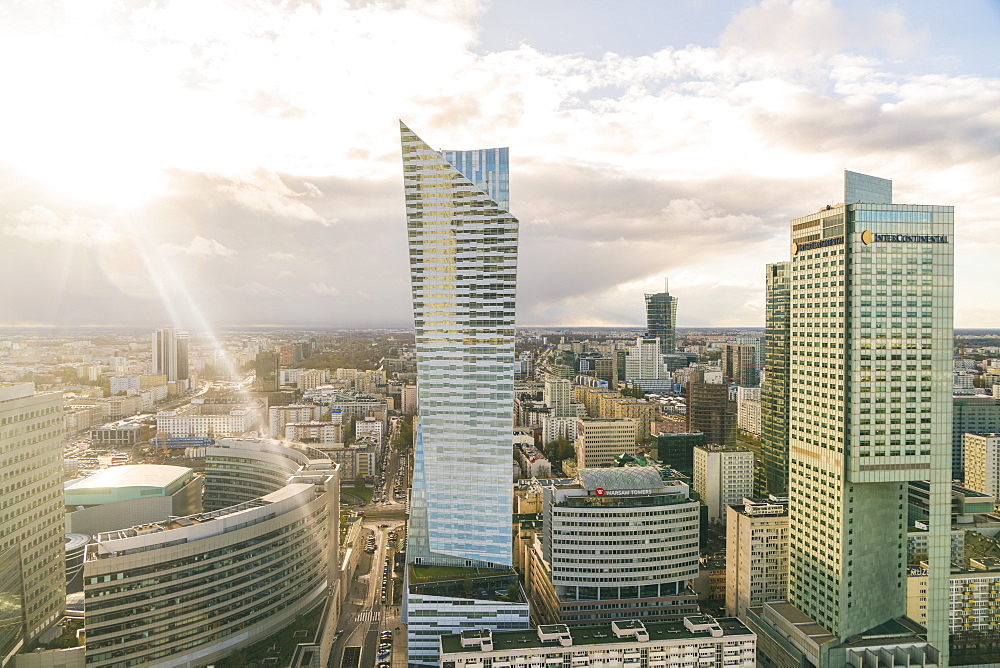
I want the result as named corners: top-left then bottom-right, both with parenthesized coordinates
top-left (760, 261), bottom-right (790, 495)
top-left (645, 283), bottom-right (677, 355)
top-left (400, 123), bottom-right (528, 665)
top-left (748, 172), bottom-right (952, 667)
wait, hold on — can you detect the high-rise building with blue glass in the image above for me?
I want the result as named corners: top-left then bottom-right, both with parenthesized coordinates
top-left (400, 122), bottom-right (528, 665)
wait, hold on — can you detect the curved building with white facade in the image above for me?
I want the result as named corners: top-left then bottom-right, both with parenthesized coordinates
top-left (82, 439), bottom-right (339, 668)
top-left (534, 467), bottom-right (701, 624)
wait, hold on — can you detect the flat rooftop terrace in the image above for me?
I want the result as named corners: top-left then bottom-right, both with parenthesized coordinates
top-left (440, 618), bottom-right (753, 655)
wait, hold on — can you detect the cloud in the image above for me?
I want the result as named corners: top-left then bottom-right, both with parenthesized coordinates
top-left (218, 171), bottom-right (331, 225)
top-left (309, 282), bottom-right (340, 296)
top-left (4, 206), bottom-right (118, 245)
top-left (266, 251), bottom-right (296, 261)
top-left (226, 282), bottom-right (280, 298)
top-left (161, 235), bottom-right (238, 258)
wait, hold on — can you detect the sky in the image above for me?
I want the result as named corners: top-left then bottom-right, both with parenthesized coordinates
top-left (1, 0), bottom-right (998, 330)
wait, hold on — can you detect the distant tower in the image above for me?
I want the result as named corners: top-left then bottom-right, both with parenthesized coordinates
top-left (151, 326), bottom-right (189, 383)
top-left (645, 279), bottom-right (678, 355)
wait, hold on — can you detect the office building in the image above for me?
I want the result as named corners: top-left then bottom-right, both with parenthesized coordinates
top-left (0, 384), bottom-right (65, 664)
top-left (748, 172), bottom-right (953, 667)
top-left (761, 262), bottom-right (791, 495)
top-left (575, 417), bottom-right (638, 468)
top-left (253, 350), bottom-right (280, 392)
top-left (723, 342), bottom-right (760, 387)
top-left (687, 380), bottom-right (736, 447)
top-left (439, 616), bottom-right (756, 668)
top-left (65, 464), bottom-right (203, 536)
top-left (693, 444), bottom-right (754, 524)
top-left (151, 326), bottom-right (189, 385)
top-left (530, 467), bottom-right (700, 625)
top-left (400, 123), bottom-right (528, 665)
top-left (726, 498), bottom-right (789, 619)
top-left (952, 395), bottom-right (1000, 480)
top-left (645, 281), bottom-right (678, 355)
top-left (83, 439), bottom-right (339, 668)
top-left (654, 431), bottom-right (706, 477)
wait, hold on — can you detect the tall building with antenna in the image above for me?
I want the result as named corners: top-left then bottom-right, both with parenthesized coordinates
top-left (645, 279), bottom-right (678, 355)
top-left (400, 122), bottom-right (528, 665)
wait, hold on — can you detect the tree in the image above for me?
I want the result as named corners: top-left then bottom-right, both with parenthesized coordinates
top-left (354, 474), bottom-right (367, 492)
top-left (544, 438), bottom-right (574, 462)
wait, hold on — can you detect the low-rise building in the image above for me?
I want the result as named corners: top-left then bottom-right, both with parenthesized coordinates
top-left (438, 617), bottom-right (757, 668)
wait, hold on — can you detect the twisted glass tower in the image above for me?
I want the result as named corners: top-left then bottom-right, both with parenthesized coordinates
top-left (400, 122), bottom-right (528, 665)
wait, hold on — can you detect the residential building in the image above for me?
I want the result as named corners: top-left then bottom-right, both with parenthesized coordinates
top-left (575, 418), bottom-right (638, 468)
top-left (400, 123), bottom-right (528, 665)
top-left (906, 561), bottom-right (1000, 660)
top-left (952, 396), bottom-right (1000, 480)
top-left (0, 384), bottom-right (65, 663)
top-left (155, 407), bottom-right (251, 437)
top-left (285, 421), bottom-right (342, 445)
top-left (726, 498), bottom-right (789, 619)
top-left (963, 432), bottom-right (1000, 499)
top-left (693, 444), bottom-right (754, 524)
top-left (355, 416), bottom-right (383, 444)
top-left (402, 384), bottom-right (418, 413)
top-left (645, 282), bottom-right (678, 355)
top-left (296, 368), bottom-right (328, 391)
top-left (747, 171), bottom-right (952, 667)
top-left (323, 442), bottom-right (378, 481)
top-left (530, 467), bottom-right (700, 625)
top-left (439, 617), bottom-right (756, 668)
top-left (268, 403), bottom-right (317, 438)
top-left (624, 336), bottom-right (667, 382)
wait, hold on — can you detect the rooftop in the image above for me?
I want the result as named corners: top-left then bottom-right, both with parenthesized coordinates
top-left (578, 467), bottom-right (663, 491)
top-left (440, 617), bottom-right (753, 655)
top-left (65, 464), bottom-right (192, 495)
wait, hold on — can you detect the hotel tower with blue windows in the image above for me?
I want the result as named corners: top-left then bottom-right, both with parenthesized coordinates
top-left (399, 123), bottom-right (529, 665)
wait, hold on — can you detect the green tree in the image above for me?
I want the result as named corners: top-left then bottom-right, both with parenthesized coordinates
top-left (544, 438), bottom-right (574, 462)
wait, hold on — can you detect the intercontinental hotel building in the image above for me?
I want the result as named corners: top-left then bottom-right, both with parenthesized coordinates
top-left (749, 172), bottom-right (953, 667)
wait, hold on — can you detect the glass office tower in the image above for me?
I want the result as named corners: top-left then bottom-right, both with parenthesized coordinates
top-left (645, 285), bottom-right (678, 355)
top-left (400, 123), bottom-right (528, 665)
top-left (761, 261), bottom-right (790, 495)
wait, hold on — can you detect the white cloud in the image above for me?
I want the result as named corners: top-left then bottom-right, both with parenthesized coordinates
top-left (161, 235), bottom-right (238, 258)
top-left (4, 206), bottom-right (118, 245)
top-left (309, 282), bottom-right (339, 296)
top-left (218, 171), bottom-right (331, 225)
top-left (266, 251), bottom-right (296, 261)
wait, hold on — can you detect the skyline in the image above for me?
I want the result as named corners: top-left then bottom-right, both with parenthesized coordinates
top-left (1, 0), bottom-right (999, 329)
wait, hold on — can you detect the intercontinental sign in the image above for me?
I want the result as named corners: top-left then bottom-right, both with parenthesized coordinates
top-left (793, 231), bottom-right (950, 255)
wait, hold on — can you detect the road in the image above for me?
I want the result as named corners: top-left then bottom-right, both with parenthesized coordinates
top-left (332, 520), bottom-right (407, 667)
